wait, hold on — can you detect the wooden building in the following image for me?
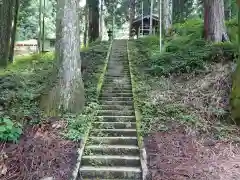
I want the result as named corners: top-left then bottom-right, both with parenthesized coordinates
top-left (131, 15), bottom-right (159, 38)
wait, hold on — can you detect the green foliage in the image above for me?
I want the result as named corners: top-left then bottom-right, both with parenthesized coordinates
top-left (226, 18), bottom-right (238, 43)
top-left (82, 41), bottom-right (110, 102)
top-left (133, 19), bottom-right (237, 76)
top-left (173, 19), bottom-right (203, 38)
top-left (0, 117), bottom-right (22, 142)
top-left (0, 53), bottom-right (56, 123)
top-left (129, 18), bottom-right (238, 138)
top-left (18, 0), bottom-right (56, 40)
top-left (63, 102), bottom-right (100, 141)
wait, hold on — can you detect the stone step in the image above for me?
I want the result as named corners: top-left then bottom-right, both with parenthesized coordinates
top-left (99, 101), bottom-right (133, 106)
top-left (93, 122), bottom-right (136, 129)
top-left (107, 65), bottom-right (128, 67)
top-left (81, 178), bottom-right (141, 180)
top-left (103, 90), bottom-right (132, 93)
top-left (90, 129), bottom-right (137, 137)
top-left (96, 116), bottom-right (136, 122)
top-left (106, 72), bottom-right (130, 75)
top-left (97, 110), bottom-right (134, 116)
top-left (107, 69), bottom-right (129, 72)
top-left (100, 97), bottom-right (133, 101)
top-left (103, 83), bottom-right (131, 87)
top-left (81, 155), bottom-right (141, 167)
top-left (105, 74), bottom-right (130, 77)
top-left (84, 145), bottom-right (139, 156)
top-left (101, 92), bottom-right (132, 97)
top-left (88, 136), bottom-right (138, 146)
top-left (104, 81), bottom-right (131, 86)
top-left (103, 83), bottom-right (132, 88)
top-left (100, 104), bottom-right (133, 111)
top-left (104, 78), bottom-right (130, 81)
top-left (102, 88), bottom-right (133, 92)
top-left (79, 166), bottom-right (142, 179)
top-left (105, 75), bottom-right (129, 78)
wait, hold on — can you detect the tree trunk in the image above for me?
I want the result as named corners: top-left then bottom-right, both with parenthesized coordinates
top-left (38, 0), bottom-right (42, 52)
top-left (99, 0), bottom-right (103, 40)
top-left (9, 0), bottom-right (20, 63)
top-left (41, 0), bottom-right (85, 114)
top-left (42, 0), bottom-right (46, 52)
top-left (88, 0), bottom-right (99, 43)
top-left (84, 5), bottom-right (88, 47)
top-left (204, 0), bottom-right (229, 42)
top-left (0, 0), bottom-right (14, 67)
top-left (230, 0), bottom-right (240, 124)
top-left (129, 0), bottom-right (135, 38)
top-left (172, 0), bottom-right (181, 23)
top-left (224, 0), bottom-right (231, 20)
top-left (162, 0), bottom-right (172, 35)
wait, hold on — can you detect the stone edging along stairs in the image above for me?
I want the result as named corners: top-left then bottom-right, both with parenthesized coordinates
top-left (78, 39), bottom-right (144, 180)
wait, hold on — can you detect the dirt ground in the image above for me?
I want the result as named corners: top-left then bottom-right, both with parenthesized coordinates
top-left (145, 124), bottom-right (240, 180)
top-left (0, 118), bottom-right (79, 180)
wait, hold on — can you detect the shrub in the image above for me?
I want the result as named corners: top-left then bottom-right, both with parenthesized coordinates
top-left (226, 19), bottom-right (238, 43)
top-left (0, 117), bottom-right (22, 142)
top-left (132, 19), bottom-right (238, 76)
top-left (173, 19), bottom-right (203, 38)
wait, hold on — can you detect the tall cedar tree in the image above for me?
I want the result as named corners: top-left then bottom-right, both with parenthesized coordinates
top-left (0, 0), bottom-right (14, 66)
top-left (87, 0), bottom-right (99, 42)
top-left (41, 0), bottom-right (85, 114)
top-left (129, 0), bottom-right (136, 38)
top-left (204, 0), bottom-right (229, 42)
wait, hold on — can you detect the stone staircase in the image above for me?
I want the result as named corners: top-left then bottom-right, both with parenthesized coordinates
top-left (79, 40), bottom-right (142, 179)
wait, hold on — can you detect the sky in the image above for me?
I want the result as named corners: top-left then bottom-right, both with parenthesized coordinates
top-left (80, 0), bottom-right (86, 7)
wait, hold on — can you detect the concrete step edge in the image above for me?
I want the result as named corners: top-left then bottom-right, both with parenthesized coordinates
top-left (82, 155), bottom-right (140, 160)
top-left (85, 145), bottom-right (139, 149)
top-left (80, 166), bottom-right (141, 172)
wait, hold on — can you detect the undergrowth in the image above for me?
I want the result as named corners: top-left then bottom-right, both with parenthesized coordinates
top-left (129, 19), bottom-right (239, 140)
top-left (0, 41), bottom-right (110, 142)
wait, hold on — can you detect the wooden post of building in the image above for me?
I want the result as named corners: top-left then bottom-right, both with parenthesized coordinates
top-left (150, 0), bottom-right (153, 34)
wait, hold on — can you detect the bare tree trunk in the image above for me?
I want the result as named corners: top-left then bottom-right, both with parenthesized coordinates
top-left (224, 0), bottom-right (231, 20)
top-left (162, 0), bottom-right (172, 35)
top-left (0, 0), bottom-right (14, 67)
top-left (204, 0), bottom-right (229, 42)
top-left (41, 0), bottom-right (85, 114)
top-left (9, 0), bottom-right (20, 63)
top-left (88, 0), bottom-right (99, 42)
top-left (172, 0), bottom-right (181, 23)
top-left (38, 0), bottom-right (42, 52)
top-left (230, 0), bottom-right (240, 124)
top-left (42, 0), bottom-right (46, 52)
top-left (84, 5), bottom-right (88, 47)
top-left (129, 0), bottom-right (136, 38)
top-left (99, 0), bottom-right (103, 40)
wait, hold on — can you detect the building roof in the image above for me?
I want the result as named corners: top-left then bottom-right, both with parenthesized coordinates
top-left (132, 15), bottom-right (159, 24)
